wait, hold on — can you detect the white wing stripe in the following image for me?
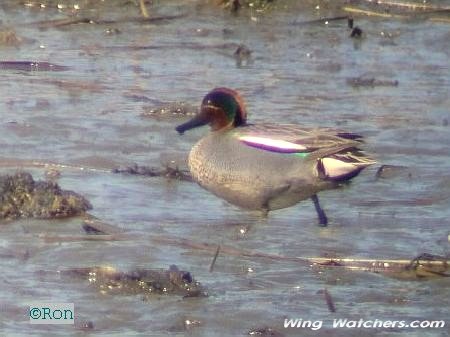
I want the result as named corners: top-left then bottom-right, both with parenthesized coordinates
top-left (239, 136), bottom-right (307, 151)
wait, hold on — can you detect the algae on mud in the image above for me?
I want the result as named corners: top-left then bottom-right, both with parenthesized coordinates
top-left (0, 172), bottom-right (91, 219)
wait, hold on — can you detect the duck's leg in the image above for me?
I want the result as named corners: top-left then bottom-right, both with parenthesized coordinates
top-left (311, 194), bottom-right (328, 227)
top-left (260, 208), bottom-right (269, 218)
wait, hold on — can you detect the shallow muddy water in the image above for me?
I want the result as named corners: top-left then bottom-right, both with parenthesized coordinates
top-left (0, 0), bottom-right (449, 336)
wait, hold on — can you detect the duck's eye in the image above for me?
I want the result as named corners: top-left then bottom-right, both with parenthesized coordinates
top-left (182, 272), bottom-right (192, 283)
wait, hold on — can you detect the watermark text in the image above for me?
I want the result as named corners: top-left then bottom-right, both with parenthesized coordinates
top-left (29, 303), bottom-right (74, 324)
top-left (284, 318), bottom-right (445, 330)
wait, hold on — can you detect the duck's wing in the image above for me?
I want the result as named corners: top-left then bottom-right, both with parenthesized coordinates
top-left (236, 123), bottom-right (375, 181)
top-left (236, 123), bottom-right (363, 154)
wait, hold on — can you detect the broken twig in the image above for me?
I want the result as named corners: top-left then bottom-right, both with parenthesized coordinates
top-left (209, 245), bottom-right (221, 272)
top-left (323, 288), bottom-right (336, 312)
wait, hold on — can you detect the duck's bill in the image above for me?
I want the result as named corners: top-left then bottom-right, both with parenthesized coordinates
top-left (175, 115), bottom-right (208, 134)
top-left (175, 104), bottom-right (220, 134)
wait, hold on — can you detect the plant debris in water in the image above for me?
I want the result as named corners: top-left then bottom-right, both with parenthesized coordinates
top-left (141, 102), bottom-right (198, 118)
top-left (82, 216), bottom-right (125, 235)
top-left (221, 0), bottom-right (275, 12)
top-left (401, 253), bottom-right (450, 279)
top-left (234, 44), bottom-right (252, 67)
top-left (247, 326), bottom-right (284, 336)
top-left (375, 164), bottom-right (410, 180)
top-left (343, 2), bottom-right (450, 22)
top-left (322, 288), bottom-right (336, 312)
top-left (0, 172), bottom-right (91, 219)
top-left (63, 265), bottom-right (206, 298)
top-left (112, 163), bottom-right (192, 181)
top-left (0, 61), bottom-right (69, 72)
top-left (315, 253), bottom-right (450, 280)
top-left (346, 76), bottom-right (399, 88)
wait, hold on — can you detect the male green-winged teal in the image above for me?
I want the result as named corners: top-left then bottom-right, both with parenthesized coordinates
top-left (176, 88), bottom-right (375, 226)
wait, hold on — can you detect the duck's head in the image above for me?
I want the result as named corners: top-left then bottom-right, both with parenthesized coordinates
top-left (176, 88), bottom-right (247, 134)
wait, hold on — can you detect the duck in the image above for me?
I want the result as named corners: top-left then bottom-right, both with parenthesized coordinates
top-left (176, 88), bottom-right (375, 226)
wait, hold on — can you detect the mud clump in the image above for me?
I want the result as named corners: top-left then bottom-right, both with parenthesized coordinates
top-left (0, 172), bottom-right (92, 219)
top-left (64, 265), bottom-right (206, 298)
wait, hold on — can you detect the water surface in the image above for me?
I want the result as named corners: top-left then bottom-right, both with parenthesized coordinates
top-left (0, 1), bottom-right (449, 336)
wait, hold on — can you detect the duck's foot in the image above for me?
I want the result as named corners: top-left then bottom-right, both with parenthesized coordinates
top-left (311, 194), bottom-right (328, 227)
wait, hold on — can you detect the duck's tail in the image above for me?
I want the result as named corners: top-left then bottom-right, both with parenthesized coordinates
top-left (317, 148), bottom-right (376, 182)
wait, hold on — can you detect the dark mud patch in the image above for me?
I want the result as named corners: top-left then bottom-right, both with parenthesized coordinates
top-left (0, 172), bottom-right (91, 219)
